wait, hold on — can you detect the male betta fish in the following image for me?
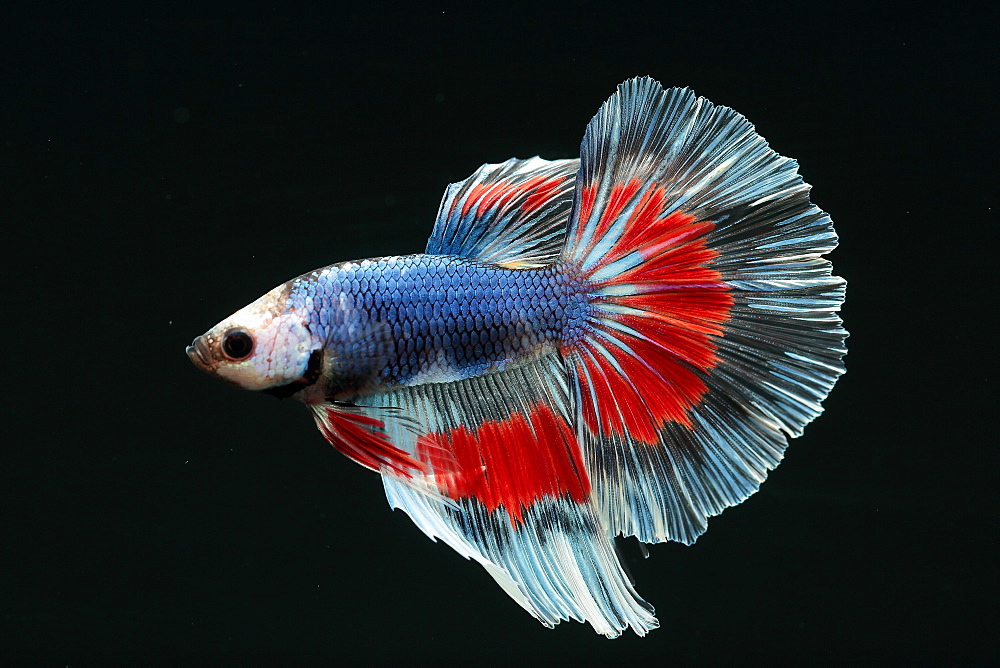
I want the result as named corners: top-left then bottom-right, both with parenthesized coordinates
top-left (187, 77), bottom-right (847, 637)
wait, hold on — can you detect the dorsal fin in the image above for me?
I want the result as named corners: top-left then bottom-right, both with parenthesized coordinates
top-left (426, 157), bottom-right (579, 268)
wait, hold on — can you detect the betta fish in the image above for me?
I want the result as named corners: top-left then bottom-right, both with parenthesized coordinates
top-left (187, 77), bottom-right (846, 637)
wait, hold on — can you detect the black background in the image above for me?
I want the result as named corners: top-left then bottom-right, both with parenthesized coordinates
top-left (4, 2), bottom-right (995, 663)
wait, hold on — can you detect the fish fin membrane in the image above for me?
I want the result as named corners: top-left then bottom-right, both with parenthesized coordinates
top-left (310, 402), bottom-right (426, 478)
top-left (561, 77), bottom-right (848, 545)
top-left (426, 157), bottom-right (579, 268)
top-left (364, 354), bottom-right (657, 637)
top-left (383, 484), bottom-right (656, 638)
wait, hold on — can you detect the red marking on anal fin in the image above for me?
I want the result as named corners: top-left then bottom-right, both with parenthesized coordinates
top-left (415, 404), bottom-right (591, 524)
top-left (313, 406), bottom-right (426, 478)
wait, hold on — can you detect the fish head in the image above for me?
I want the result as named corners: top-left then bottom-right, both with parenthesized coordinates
top-left (187, 284), bottom-right (320, 393)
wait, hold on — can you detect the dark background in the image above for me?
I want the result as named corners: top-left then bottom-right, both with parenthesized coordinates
top-left (4, 2), bottom-right (995, 662)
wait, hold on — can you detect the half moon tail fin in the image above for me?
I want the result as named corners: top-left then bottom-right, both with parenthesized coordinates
top-left (560, 77), bottom-right (847, 545)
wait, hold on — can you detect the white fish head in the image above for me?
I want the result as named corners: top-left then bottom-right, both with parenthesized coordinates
top-left (187, 283), bottom-right (320, 393)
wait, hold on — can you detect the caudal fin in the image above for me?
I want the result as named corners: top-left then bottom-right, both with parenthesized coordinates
top-left (561, 77), bottom-right (847, 545)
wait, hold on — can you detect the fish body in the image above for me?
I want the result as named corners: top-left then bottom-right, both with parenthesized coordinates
top-left (286, 256), bottom-right (588, 395)
top-left (188, 78), bottom-right (847, 637)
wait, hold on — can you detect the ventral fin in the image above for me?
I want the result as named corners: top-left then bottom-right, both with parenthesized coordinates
top-left (310, 402), bottom-right (427, 478)
top-left (426, 157), bottom-right (579, 268)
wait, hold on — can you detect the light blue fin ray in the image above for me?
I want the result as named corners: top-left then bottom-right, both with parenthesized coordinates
top-left (426, 157), bottom-right (579, 268)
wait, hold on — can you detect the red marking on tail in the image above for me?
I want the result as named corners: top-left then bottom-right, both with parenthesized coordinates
top-left (593, 179), bottom-right (642, 242)
top-left (574, 185), bottom-right (597, 243)
top-left (415, 404), bottom-right (590, 524)
top-left (315, 407), bottom-right (427, 478)
top-left (568, 186), bottom-right (734, 442)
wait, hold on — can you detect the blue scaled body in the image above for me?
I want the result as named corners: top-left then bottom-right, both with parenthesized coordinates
top-left (287, 255), bottom-right (590, 393)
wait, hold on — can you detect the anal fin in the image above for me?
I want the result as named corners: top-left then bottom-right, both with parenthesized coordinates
top-left (365, 354), bottom-right (659, 636)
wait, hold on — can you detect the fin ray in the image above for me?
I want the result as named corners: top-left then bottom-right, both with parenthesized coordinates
top-left (426, 157), bottom-right (579, 268)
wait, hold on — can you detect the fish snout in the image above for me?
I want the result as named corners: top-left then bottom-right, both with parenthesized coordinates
top-left (186, 335), bottom-right (214, 370)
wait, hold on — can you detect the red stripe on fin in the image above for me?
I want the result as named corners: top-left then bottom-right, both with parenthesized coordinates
top-left (593, 179), bottom-right (642, 243)
top-left (573, 184), bottom-right (597, 245)
top-left (311, 404), bottom-right (427, 478)
top-left (461, 180), bottom-right (520, 217)
top-left (415, 403), bottom-right (590, 524)
top-left (426, 157), bottom-right (579, 268)
top-left (564, 186), bottom-right (733, 441)
top-left (521, 175), bottom-right (568, 213)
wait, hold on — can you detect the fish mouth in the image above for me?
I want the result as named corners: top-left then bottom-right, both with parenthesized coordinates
top-left (186, 336), bottom-right (214, 370)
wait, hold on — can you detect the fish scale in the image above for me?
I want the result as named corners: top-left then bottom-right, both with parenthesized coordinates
top-left (289, 254), bottom-right (589, 392)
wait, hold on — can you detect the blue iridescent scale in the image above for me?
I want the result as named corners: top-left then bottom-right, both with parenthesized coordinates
top-left (289, 255), bottom-right (589, 393)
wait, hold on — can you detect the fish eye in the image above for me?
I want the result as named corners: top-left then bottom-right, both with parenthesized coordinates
top-left (221, 329), bottom-right (254, 360)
